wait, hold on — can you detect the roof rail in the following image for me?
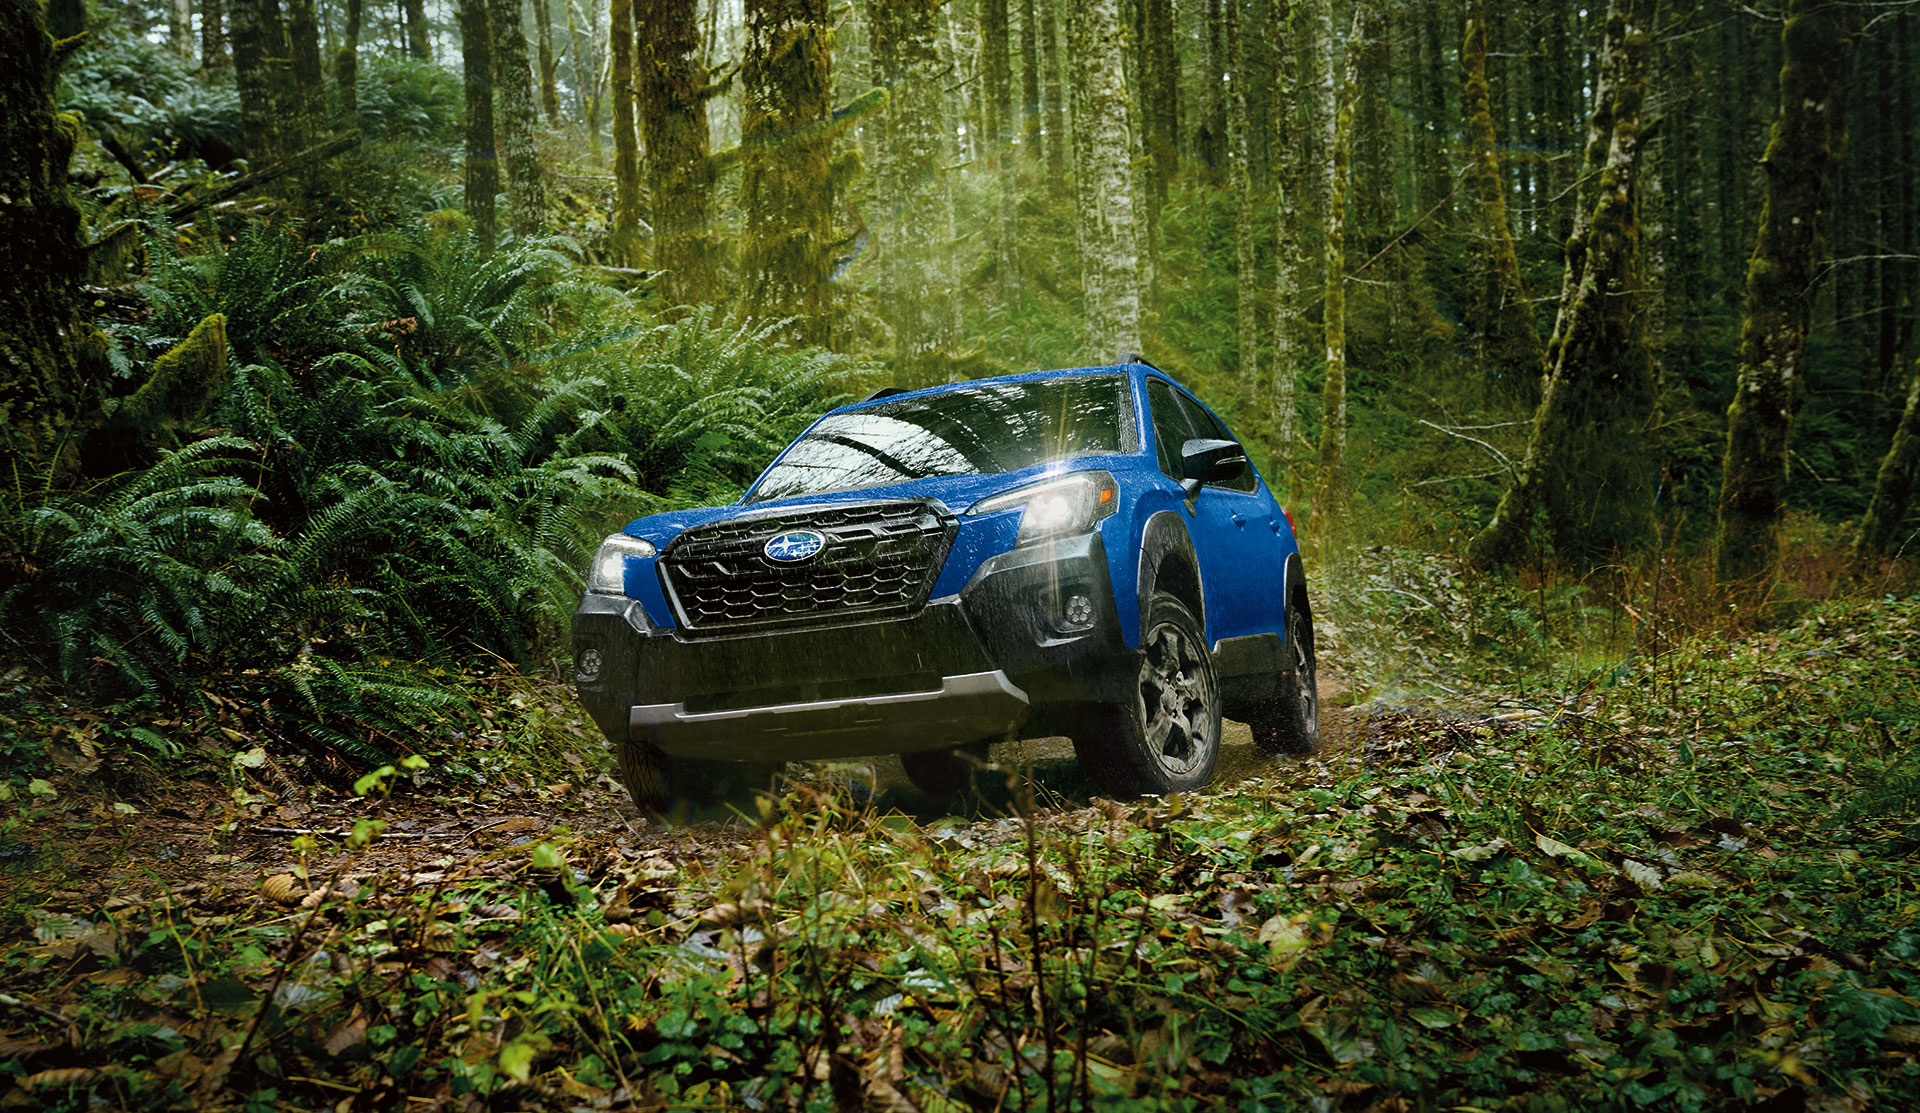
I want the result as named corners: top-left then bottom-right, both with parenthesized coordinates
top-left (1117, 351), bottom-right (1161, 371)
top-left (862, 386), bottom-right (909, 401)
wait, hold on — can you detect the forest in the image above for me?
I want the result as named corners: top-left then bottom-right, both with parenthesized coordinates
top-left (2, 0), bottom-right (1919, 1107)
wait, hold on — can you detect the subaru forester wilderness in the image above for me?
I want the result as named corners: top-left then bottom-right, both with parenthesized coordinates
top-left (572, 359), bottom-right (1319, 814)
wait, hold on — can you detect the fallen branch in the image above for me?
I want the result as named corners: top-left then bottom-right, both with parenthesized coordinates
top-left (167, 131), bottom-right (362, 222)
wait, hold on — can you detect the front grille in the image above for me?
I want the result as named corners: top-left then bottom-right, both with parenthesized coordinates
top-left (659, 500), bottom-right (957, 633)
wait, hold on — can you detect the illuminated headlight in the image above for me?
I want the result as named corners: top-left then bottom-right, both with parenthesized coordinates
top-left (588, 533), bottom-right (657, 596)
top-left (967, 471), bottom-right (1119, 545)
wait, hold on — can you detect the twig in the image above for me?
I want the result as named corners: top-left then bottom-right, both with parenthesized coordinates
top-left (0, 992), bottom-right (76, 1029)
top-left (249, 824), bottom-right (456, 841)
top-left (167, 131), bottom-right (362, 222)
top-left (1417, 418), bottom-right (1518, 478)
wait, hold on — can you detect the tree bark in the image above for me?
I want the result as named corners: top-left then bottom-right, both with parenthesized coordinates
top-left (1469, 0), bottom-right (1659, 571)
top-left (491, 0), bottom-right (548, 237)
top-left (460, 0), bottom-right (500, 252)
top-left (1714, 0), bottom-right (1860, 583)
top-left (980, 0), bottom-right (1018, 303)
top-left (741, 0), bottom-right (835, 346)
top-left (1066, 0), bottom-right (1141, 363)
top-left (0, 0), bottom-right (91, 478)
top-left (200, 0), bottom-right (229, 78)
top-left (336, 0), bottom-right (363, 123)
top-left (1269, 0), bottom-right (1304, 458)
top-left (285, 0), bottom-right (327, 145)
top-left (609, 0), bottom-right (642, 265)
top-left (1310, 0), bottom-right (1353, 544)
top-left (1462, 0), bottom-right (1545, 393)
top-left (1855, 359), bottom-right (1920, 564)
top-left (1041, 0), bottom-right (1066, 191)
top-left (636, 0), bottom-right (719, 305)
top-left (1019, 0), bottom-right (1041, 155)
top-left (230, 0), bottom-right (291, 161)
top-left (1198, 0), bottom-right (1225, 179)
top-left (1230, 0), bottom-right (1259, 400)
top-left (535, 0), bottom-right (562, 120)
top-left (567, 0), bottom-right (603, 163)
top-left (871, 0), bottom-right (957, 385)
top-left (405, 0), bottom-right (431, 60)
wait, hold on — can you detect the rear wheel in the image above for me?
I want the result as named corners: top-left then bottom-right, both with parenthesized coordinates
top-left (1073, 592), bottom-right (1221, 796)
top-left (1249, 594), bottom-right (1319, 756)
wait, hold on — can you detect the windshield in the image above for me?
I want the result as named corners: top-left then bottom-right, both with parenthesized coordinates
top-left (750, 375), bottom-right (1133, 502)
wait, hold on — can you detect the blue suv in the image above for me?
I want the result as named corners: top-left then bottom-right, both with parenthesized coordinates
top-left (571, 360), bottom-right (1319, 813)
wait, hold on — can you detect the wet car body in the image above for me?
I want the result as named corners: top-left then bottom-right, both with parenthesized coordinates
top-left (572, 359), bottom-right (1319, 808)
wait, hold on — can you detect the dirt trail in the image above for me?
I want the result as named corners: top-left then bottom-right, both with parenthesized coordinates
top-left (20, 673), bottom-right (1366, 910)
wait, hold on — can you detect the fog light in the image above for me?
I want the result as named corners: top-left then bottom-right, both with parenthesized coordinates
top-left (576, 647), bottom-right (603, 683)
top-left (1063, 593), bottom-right (1094, 628)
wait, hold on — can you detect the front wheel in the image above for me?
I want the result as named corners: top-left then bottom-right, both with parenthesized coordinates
top-left (900, 741), bottom-right (991, 798)
top-left (1249, 593), bottom-right (1319, 756)
top-left (615, 742), bottom-right (781, 822)
top-left (1073, 592), bottom-right (1221, 797)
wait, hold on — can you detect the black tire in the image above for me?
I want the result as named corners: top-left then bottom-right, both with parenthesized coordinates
top-left (900, 741), bottom-right (991, 798)
top-left (615, 740), bottom-right (674, 816)
top-left (1249, 593), bottom-right (1319, 756)
top-left (1073, 592), bottom-right (1221, 796)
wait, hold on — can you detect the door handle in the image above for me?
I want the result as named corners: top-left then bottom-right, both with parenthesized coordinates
top-left (1231, 512), bottom-right (1247, 527)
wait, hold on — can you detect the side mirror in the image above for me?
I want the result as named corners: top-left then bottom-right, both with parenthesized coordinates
top-left (1179, 438), bottom-right (1246, 497)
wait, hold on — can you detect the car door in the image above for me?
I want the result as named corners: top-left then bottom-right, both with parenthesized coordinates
top-left (1164, 382), bottom-right (1287, 641)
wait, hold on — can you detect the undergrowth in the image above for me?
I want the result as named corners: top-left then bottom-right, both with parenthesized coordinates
top-left (1, 595), bottom-right (1916, 1110)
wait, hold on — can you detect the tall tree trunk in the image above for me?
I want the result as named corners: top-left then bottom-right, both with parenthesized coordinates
top-left (871, 0), bottom-right (957, 385)
top-left (1066, 0), bottom-right (1141, 362)
top-left (535, 0), bottom-right (561, 120)
top-left (0, 0), bottom-right (91, 478)
top-left (567, 0), bottom-right (603, 162)
top-left (980, 0), bottom-right (1018, 303)
top-left (490, 0), bottom-right (548, 237)
top-left (1713, 0), bottom-right (1860, 583)
top-left (200, 0), bottom-right (229, 78)
top-left (405, 0), bottom-right (431, 59)
top-left (1462, 0), bottom-right (1545, 393)
top-left (337, 0), bottom-right (363, 123)
top-left (1413, 0), bottom-right (1449, 219)
top-left (637, 0), bottom-right (719, 305)
top-left (1468, 0), bottom-right (1659, 570)
top-left (609, 0), bottom-right (642, 264)
top-left (230, 0), bottom-right (291, 161)
top-left (169, 0), bottom-right (194, 63)
top-left (1198, 0), bottom-right (1225, 178)
top-left (1311, 0), bottom-right (1353, 543)
top-left (1270, 0), bottom-right (1303, 459)
top-left (1138, 0), bottom-right (1176, 234)
top-left (1349, 0), bottom-right (1395, 338)
top-left (1020, 0), bottom-right (1041, 155)
top-left (1230, 0), bottom-right (1259, 399)
top-left (741, 0), bottom-right (835, 346)
top-left (460, 0), bottom-right (499, 252)
top-left (1041, 0), bottom-right (1066, 191)
top-left (286, 0), bottom-right (327, 144)
top-left (1855, 359), bottom-right (1920, 564)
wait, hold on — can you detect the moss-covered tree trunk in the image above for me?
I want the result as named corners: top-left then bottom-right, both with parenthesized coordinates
top-left (1855, 359), bottom-right (1920, 565)
top-left (404, 0), bottom-right (431, 59)
top-left (1020, 0), bottom-right (1041, 157)
top-left (1229, 0), bottom-right (1259, 399)
top-left (1041, 0), bottom-right (1065, 192)
top-left (1310, 0), bottom-right (1352, 544)
top-left (1468, 0), bottom-right (1658, 571)
top-left (568, 0), bottom-right (603, 164)
top-left (1713, 0), bottom-right (1860, 584)
top-left (1269, 0), bottom-right (1303, 462)
top-left (491, 0), bottom-right (548, 237)
top-left (336, 0), bottom-right (363, 123)
top-left (460, 0), bottom-right (500, 252)
top-left (0, 0), bottom-right (91, 477)
top-left (1462, 0), bottom-right (1546, 393)
top-left (871, 0), bottom-right (957, 386)
top-left (285, 0), bottom-right (327, 144)
top-left (1066, 0), bottom-right (1141, 362)
top-left (608, 0), bottom-right (642, 266)
top-left (535, 0), bottom-right (561, 120)
top-left (200, 0), bottom-right (229, 78)
top-left (980, 0), bottom-right (1019, 305)
top-left (741, 0), bottom-right (835, 347)
top-left (230, 0), bottom-right (291, 160)
top-left (637, 0), bottom-right (719, 305)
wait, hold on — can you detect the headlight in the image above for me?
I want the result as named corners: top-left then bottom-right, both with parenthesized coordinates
top-left (588, 533), bottom-right (657, 596)
top-left (967, 471), bottom-right (1119, 545)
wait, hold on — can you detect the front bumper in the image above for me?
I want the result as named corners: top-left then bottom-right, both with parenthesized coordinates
top-left (571, 532), bottom-right (1133, 762)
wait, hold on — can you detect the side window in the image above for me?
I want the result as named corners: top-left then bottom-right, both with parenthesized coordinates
top-left (1145, 379), bottom-right (1193, 479)
top-left (1174, 390), bottom-right (1256, 492)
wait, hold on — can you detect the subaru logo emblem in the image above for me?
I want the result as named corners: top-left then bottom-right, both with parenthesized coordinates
top-left (763, 529), bottom-right (826, 563)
